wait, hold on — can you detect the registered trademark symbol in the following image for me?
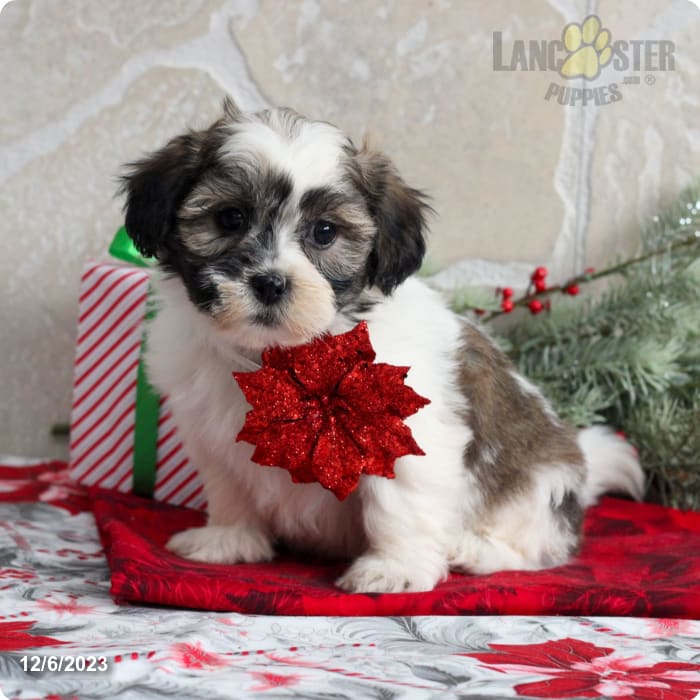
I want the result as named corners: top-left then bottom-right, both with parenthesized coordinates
top-left (645, 74), bottom-right (656, 85)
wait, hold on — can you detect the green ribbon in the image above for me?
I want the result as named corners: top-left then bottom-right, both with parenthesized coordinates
top-left (109, 226), bottom-right (153, 268)
top-left (109, 227), bottom-right (160, 497)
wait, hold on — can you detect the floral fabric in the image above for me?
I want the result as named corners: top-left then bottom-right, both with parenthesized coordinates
top-left (1, 460), bottom-right (699, 699)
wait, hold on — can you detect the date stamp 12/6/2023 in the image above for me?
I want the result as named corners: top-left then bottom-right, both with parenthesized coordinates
top-left (19, 655), bottom-right (108, 673)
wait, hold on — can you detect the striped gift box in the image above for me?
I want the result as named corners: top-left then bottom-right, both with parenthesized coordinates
top-left (69, 261), bottom-right (206, 510)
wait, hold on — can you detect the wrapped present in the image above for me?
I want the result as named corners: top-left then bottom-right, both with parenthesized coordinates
top-left (68, 228), bottom-right (205, 510)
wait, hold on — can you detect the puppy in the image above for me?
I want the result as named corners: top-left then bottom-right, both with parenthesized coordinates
top-left (119, 98), bottom-right (643, 593)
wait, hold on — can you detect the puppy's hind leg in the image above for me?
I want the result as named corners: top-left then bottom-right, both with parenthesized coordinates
top-left (166, 453), bottom-right (274, 565)
top-left (449, 469), bottom-right (584, 575)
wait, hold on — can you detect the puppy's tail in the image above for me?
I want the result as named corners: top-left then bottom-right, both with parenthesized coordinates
top-left (578, 425), bottom-right (645, 507)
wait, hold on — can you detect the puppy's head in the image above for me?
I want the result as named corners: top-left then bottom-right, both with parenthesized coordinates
top-left (120, 98), bottom-right (429, 350)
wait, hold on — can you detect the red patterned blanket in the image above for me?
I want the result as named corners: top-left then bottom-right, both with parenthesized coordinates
top-left (91, 486), bottom-right (700, 617)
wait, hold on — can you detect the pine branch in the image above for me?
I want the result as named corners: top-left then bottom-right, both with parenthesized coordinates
top-left (479, 231), bottom-right (700, 321)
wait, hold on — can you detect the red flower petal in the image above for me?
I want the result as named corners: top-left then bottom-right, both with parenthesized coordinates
top-left (310, 418), bottom-right (364, 499)
top-left (514, 674), bottom-right (601, 698)
top-left (341, 413), bottom-right (424, 469)
top-left (0, 620), bottom-right (67, 652)
top-left (242, 416), bottom-right (323, 473)
top-left (235, 367), bottom-right (310, 423)
top-left (338, 362), bottom-right (430, 419)
top-left (264, 321), bottom-right (376, 394)
top-left (467, 638), bottom-right (614, 669)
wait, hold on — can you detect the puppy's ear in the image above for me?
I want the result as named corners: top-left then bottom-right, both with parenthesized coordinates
top-left (222, 95), bottom-right (241, 120)
top-left (119, 132), bottom-right (204, 259)
top-left (355, 144), bottom-right (431, 295)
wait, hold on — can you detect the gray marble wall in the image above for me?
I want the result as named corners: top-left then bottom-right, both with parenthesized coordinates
top-left (1, 0), bottom-right (699, 459)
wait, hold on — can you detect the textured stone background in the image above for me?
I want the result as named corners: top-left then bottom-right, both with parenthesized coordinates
top-left (1, 0), bottom-right (699, 459)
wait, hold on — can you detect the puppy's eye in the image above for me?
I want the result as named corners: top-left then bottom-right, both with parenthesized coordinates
top-left (311, 220), bottom-right (337, 248)
top-left (215, 207), bottom-right (246, 234)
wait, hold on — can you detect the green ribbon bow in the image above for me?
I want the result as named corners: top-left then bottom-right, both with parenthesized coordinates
top-left (109, 226), bottom-right (152, 269)
top-left (110, 227), bottom-right (160, 497)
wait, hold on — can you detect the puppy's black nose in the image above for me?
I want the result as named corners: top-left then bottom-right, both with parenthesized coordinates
top-left (250, 272), bottom-right (288, 305)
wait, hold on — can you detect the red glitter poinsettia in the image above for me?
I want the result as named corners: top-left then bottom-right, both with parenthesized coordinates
top-left (233, 322), bottom-right (430, 500)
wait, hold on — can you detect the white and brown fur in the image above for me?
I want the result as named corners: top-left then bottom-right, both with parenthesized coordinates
top-left (119, 98), bottom-right (644, 593)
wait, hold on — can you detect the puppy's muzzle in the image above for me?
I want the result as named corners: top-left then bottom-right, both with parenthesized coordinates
top-left (250, 271), bottom-right (288, 306)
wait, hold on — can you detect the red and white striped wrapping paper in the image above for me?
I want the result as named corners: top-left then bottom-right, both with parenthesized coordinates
top-left (69, 261), bottom-right (206, 510)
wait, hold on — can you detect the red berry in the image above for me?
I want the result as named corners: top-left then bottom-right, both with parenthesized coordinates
top-left (501, 299), bottom-right (515, 313)
top-left (528, 300), bottom-right (544, 314)
top-left (502, 287), bottom-right (514, 299)
top-left (585, 267), bottom-right (595, 275)
top-left (474, 308), bottom-right (485, 316)
top-left (565, 284), bottom-right (580, 296)
top-left (532, 266), bottom-right (548, 280)
top-left (534, 279), bottom-right (547, 293)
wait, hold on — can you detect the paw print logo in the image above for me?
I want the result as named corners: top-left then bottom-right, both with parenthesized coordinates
top-left (559, 15), bottom-right (612, 80)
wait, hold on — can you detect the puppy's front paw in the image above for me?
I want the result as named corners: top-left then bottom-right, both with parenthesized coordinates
top-left (336, 553), bottom-right (444, 593)
top-left (166, 525), bottom-right (274, 565)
